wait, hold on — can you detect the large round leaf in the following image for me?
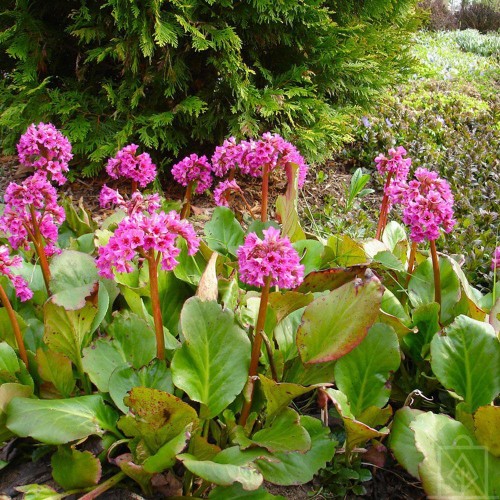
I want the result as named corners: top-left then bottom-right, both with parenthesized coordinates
top-left (204, 206), bottom-right (245, 257)
top-left (172, 298), bottom-right (251, 418)
top-left (334, 323), bottom-right (400, 417)
top-left (297, 272), bottom-right (384, 364)
top-left (51, 446), bottom-right (101, 490)
top-left (430, 315), bottom-right (500, 412)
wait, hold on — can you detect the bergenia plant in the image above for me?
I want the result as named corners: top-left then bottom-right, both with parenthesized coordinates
top-left (171, 153), bottom-right (212, 218)
top-left (374, 146), bottom-right (411, 239)
top-left (492, 246), bottom-right (500, 272)
top-left (17, 122), bottom-right (72, 185)
top-left (96, 195), bottom-right (199, 359)
top-left (237, 226), bottom-right (304, 425)
top-left (0, 245), bottom-right (33, 368)
top-left (106, 144), bottom-right (157, 193)
top-left (0, 174), bottom-right (65, 293)
top-left (214, 179), bottom-right (256, 218)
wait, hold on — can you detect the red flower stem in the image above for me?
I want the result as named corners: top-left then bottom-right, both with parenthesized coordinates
top-left (29, 205), bottom-right (51, 294)
top-left (406, 241), bottom-right (418, 287)
top-left (430, 240), bottom-right (441, 314)
top-left (79, 471), bottom-right (127, 500)
top-left (131, 180), bottom-right (138, 193)
top-left (261, 165), bottom-right (270, 222)
top-left (228, 168), bottom-right (236, 181)
top-left (239, 276), bottom-right (271, 426)
top-left (375, 172), bottom-right (393, 240)
top-left (0, 284), bottom-right (29, 369)
top-left (180, 181), bottom-right (194, 219)
top-left (147, 250), bottom-right (165, 360)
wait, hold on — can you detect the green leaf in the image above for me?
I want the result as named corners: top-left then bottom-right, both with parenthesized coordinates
top-left (411, 412), bottom-right (500, 498)
top-left (6, 395), bottom-right (118, 445)
top-left (210, 483), bottom-right (285, 499)
top-left (430, 315), bottom-right (500, 412)
top-left (178, 454), bottom-right (263, 491)
top-left (119, 387), bottom-right (198, 454)
top-left (0, 341), bottom-right (20, 375)
top-left (49, 250), bottom-right (99, 310)
top-left (0, 383), bottom-right (33, 444)
top-left (0, 308), bottom-right (28, 349)
top-left (172, 298), bottom-right (251, 417)
top-left (325, 235), bottom-right (368, 267)
top-left (204, 206), bottom-right (245, 257)
top-left (297, 273), bottom-right (384, 364)
top-left (381, 222), bottom-right (407, 253)
top-left (388, 407), bottom-right (425, 478)
top-left (109, 360), bottom-right (173, 413)
top-left (373, 250), bottom-right (405, 272)
top-left (15, 484), bottom-right (64, 500)
top-left (43, 302), bottom-right (97, 366)
top-left (474, 406), bottom-right (500, 458)
top-left (409, 257), bottom-right (461, 325)
top-left (142, 425), bottom-right (191, 473)
top-left (292, 240), bottom-right (324, 276)
top-left (51, 446), bottom-right (101, 490)
top-left (295, 267), bottom-right (364, 294)
top-left (404, 302), bottom-right (440, 361)
top-left (255, 416), bottom-right (336, 485)
top-left (268, 291), bottom-right (313, 324)
top-left (36, 348), bottom-right (75, 398)
top-left (82, 311), bottom-right (159, 392)
top-left (334, 323), bottom-right (400, 417)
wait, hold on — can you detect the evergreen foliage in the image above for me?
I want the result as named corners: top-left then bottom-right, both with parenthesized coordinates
top-left (0, 0), bottom-right (419, 176)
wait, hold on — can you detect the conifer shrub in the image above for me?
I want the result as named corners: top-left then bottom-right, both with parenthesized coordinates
top-left (0, 0), bottom-right (419, 176)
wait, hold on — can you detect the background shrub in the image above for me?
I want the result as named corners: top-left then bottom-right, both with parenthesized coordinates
top-left (457, 1), bottom-right (500, 32)
top-left (418, 0), bottom-right (458, 30)
top-left (0, 0), bottom-right (420, 176)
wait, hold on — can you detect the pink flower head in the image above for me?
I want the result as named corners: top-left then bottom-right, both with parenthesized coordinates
top-left (238, 133), bottom-right (308, 187)
top-left (99, 185), bottom-right (161, 215)
top-left (214, 180), bottom-right (242, 207)
top-left (106, 144), bottom-right (157, 187)
top-left (0, 246), bottom-right (33, 301)
top-left (492, 246), bottom-right (500, 271)
top-left (96, 210), bottom-right (200, 279)
top-left (237, 226), bottom-right (304, 288)
top-left (374, 146), bottom-right (411, 182)
top-left (17, 122), bottom-right (73, 185)
top-left (171, 154), bottom-right (212, 194)
top-left (211, 137), bottom-right (243, 177)
top-left (395, 167), bottom-right (455, 243)
top-left (0, 174), bottom-right (65, 256)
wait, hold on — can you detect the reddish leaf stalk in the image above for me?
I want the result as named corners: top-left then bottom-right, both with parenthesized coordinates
top-left (239, 275), bottom-right (272, 426)
top-left (131, 180), bottom-right (138, 193)
top-left (147, 250), bottom-right (165, 360)
top-left (406, 241), bottom-right (418, 287)
top-left (29, 205), bottom-right (51, 294)
top-left (0, 284), bottom-right (29, 369)
top-left (375, 171), bottom-right (394, 240)
top-left (180, 181), bottom-right (194, 219)
top-left (261, 164), bottom-right (270, 222)
top-left (79, 471), bottom-right (127, 500)
top-left (430, 240), bottom-right (441, 313)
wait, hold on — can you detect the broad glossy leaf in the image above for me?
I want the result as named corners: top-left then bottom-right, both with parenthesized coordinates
top-left (51, 446), bottom-right (101, 490)
top-left (408, 257), bottom-right (461, 325)
top-left (283, 357), bottom-right (336, 386)
top-left (0, 308), bottom-right (27, 349)
top-left (16, 484), bottom-right (63, 500)
top-left (43, 302), bottom-right (97, 365)
top-left (172, 298), bottom-right (251, 417)
top-left (174, 239), bottom-right (208, 286)
top-left (411, 412), bottom-right (499, 498)
top-left (430, 315), bottom-right (500, 412)
top-left (119, 387), bottom-right (198, 454)
top-left (255, 415), bottom-right (336, 485)
top-left (109, 360), bottom-right (173, 413)
top-left (196, 252), bottom-right (218, 301)
top-left (114, 453), bottom-right (153, 496)
top-left (297, 272), bottom-right (384, 364)
top-left (334, 323), bottom-right (400, 417)
top-left (6, 395), bottom-right (118, 444)
top-left (325, 234), bottom-right (368, 267)
top-left (210, 483), bottom-right (285, 499)
top-left (36, 348), bottom-right (75, 398)
top-left (292, 240), bottom-right (324, 275)
top-left (178, 453), bottom-right (263, 491)
top-left (204, 206), bottom-right (245, 257)
top-left (373, 250), bottom-right (405, 272)
top-left (490, 298), bottom-right (500, 334)
top-left (388, 407), bottom-right (425, 478)
top-left (0, 341), bottom-right (20, 375)
top-left (49, 250), bottom-right (99, 310)
top-left (324, 389), bottom-right (389, 454)
top-left (0, 383), bottom-right (33, 444)
top-left (474, 406), bottom-right (500, 457)
top-left (268, 291), bottom-right (313, 324)
top-left (295, 267), bottom-right (365, 294)
top-left (404, 302), bottom-right (440, 361)
top-left (382, 221), bottom-right (407, 253)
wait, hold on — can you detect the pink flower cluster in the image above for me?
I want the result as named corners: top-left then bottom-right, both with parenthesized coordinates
top-left (106, 144), bottom-right (157, 187)
top-left (492, 246), bottom-right (500, 271)
top-left (214, 180), bottom-right (242, 207)
top-left (212, 133), bottom-right (308, 188)
top-left (171, 154), bottom-right (212, 194)
top-left (0, 175), bottom-right (65, 256)
top-left (99, 185), bottom-right (161, 215)
top-left (237, 226), bottom-right (304, 288)
top-left (375, 146), bottom-right (411, 182)
top-left (389, 167), bottom-right (455, 242)
top-left (0, 246), bottom-right (33, 301)
top-left (96, 210), bottom-right (200, 279)
top-left (17, 123), bottom-right (73, 185)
